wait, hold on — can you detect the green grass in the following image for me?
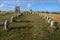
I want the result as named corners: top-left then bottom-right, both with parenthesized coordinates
top-left (0, 14), bottom-right (60, 40)
top-left (0, 13), bottom-right (14, 22)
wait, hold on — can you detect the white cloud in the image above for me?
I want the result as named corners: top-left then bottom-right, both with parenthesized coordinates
top-left (27, 3), bottom-right (31, 8)
top-left (17, 0), bottom-right (20, 2)
top-left (0, 4), bottom-right (4, 7)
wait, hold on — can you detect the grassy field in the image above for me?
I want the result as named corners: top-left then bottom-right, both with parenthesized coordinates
top-left (0, 13), bottom-right (14, 22)
top-left (0, 13), bottom-right (60, 40)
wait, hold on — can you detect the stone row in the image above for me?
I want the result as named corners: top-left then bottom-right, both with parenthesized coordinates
top-left (31, 13), bottom-right (57, 30)
top-left (4, 14), bottom-right (23, 30)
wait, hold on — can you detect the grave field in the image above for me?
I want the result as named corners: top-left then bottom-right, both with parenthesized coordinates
top-left (42, 13), bottom-right (60, 28)
top-left (0, 13), bottom-right (60, 40)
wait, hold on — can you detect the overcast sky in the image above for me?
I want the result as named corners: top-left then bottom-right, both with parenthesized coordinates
top-left (0, 0), bottom-right (60, 12)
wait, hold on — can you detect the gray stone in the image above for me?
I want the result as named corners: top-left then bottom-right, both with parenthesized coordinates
top-left (32, 12), bottom-right (34, 15)
top-left (39, 14), bottom-right (41, 16)
top-left (37, 13), bottom-right (39, 15)
top-left (17, 14), bottom-right (19, 18)
top-left (18, 14), bottom-right (21, 17)
top-left (46, 16), bottom-right (49, 20)
top-left (44, 16), bottom-right (46, 19)
top-left (11, 16), bottom-right (15, 22)
top-left (50, 21), bottom-right (56, 29)
top-left (48, 18), bottom-right (51, 23)
top-left (40, 14), bottom-right (42, 16)
top-left (36, 13), bottom-right (38, 15)
top-left (4, 20), bottom-right (10, 30)
top-left (15, 6), bottom-right (20, 13)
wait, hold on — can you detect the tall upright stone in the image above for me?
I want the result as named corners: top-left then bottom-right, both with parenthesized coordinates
top-left (43, 16), bottom-right (45, 19)
top-left (46, 16), bottom-right (49, 20)
top-left (48, 18), bottom-right (51, 23)
top-left (38, 13), bottom-right (40, 16)
top-left (11, 16), bottom-right (15, 22)
top-left (4, 20), bottom-right (10, 30)
top-left (29, 9), bottom-right (32, 14)
top-left (50, 21), bottom-right (56, 29)
top-left (15, 6), bottom-right (21, 15)
top-left (15, 6), bottom-right (20, 15)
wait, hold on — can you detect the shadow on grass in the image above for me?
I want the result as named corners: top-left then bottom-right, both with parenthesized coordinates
top-left (10, 25), bottom-right (32, 30)
top-left (15, 20), bottom-right (31, 23)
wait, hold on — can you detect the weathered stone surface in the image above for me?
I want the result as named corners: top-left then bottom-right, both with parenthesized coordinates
top-left (46, 16), bottom-right (49, 20)
top-left (15, 6), bottom-right (20, 13)
top-left (39, 13), bottom-right (40, 16)
top-left (44, 16), bottom-right (46, 19)
top-left (48, 18), bottom-right (51, 23)
top-left (50, 21), bottom-right (56, 29)
top-left (11, 16), bottom-right (15, 22)
top-left (41, 14), bottom-right (42, 16)
top-left (4, 20), bottom-right (10, 30)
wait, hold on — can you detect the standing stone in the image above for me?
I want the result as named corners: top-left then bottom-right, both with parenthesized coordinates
top-left (38, 13), bottom-right (39, 16)
top-left (15, 6), bottom-right (21, 17)
top-left (34, 12), bottom-right (36, 15)
top-left (46, 16), bottom-right (49, 20)
top-left (33, 12), bottom-right (35, 15)
top-left (35, 12), bottom-right (36, 14)
top-left (50, 21), bottom-right (56, 29)
top-left (15, 6), bottom-right (20, 13)
top-left (32, 12), bottom-right (34, 15)
top-left (40, 14), bottom-right (42, 17)
top-left (15, 14), bottom-right (21, 19)
top-left (41, 14), bottom-right (42, 17)
top-left (16, 14), bottom-right (19, 18)
top-left (39, 13), bottom-right (40, 16)
top-left (48, 18), bottom-right (51, 23)
top-left (18, 14), bottom-right (23, 17)
top-left (11, 16), bottom-right (15, 22)
top-left (37, 13), bottom-right (39, 15)
top-left (43, 16), bottom-right (45, 19)
top-left (15, 15), bottom-right (18, 19)
top-left (26, 13), bottom-right (28, 15)
top-left (42, 15), bottom-right (44, 17)
top-left (29, 9), bottom-right (32, 14)
top-left (37, 13), bottom-right (38, 15)
top-left (36, 13), bottom-right (38, 15)
top-left (4, 20), bottom-right (10, 30)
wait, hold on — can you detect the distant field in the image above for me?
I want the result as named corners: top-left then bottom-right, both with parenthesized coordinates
top-left (0, 13), bottom-right (14, 22)
top-left (0, 13), bottom-right (60, 40)
top-left (42, 13), bottom-right (60, 23)
top-left (41, 13), bottom-right (60, 27)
